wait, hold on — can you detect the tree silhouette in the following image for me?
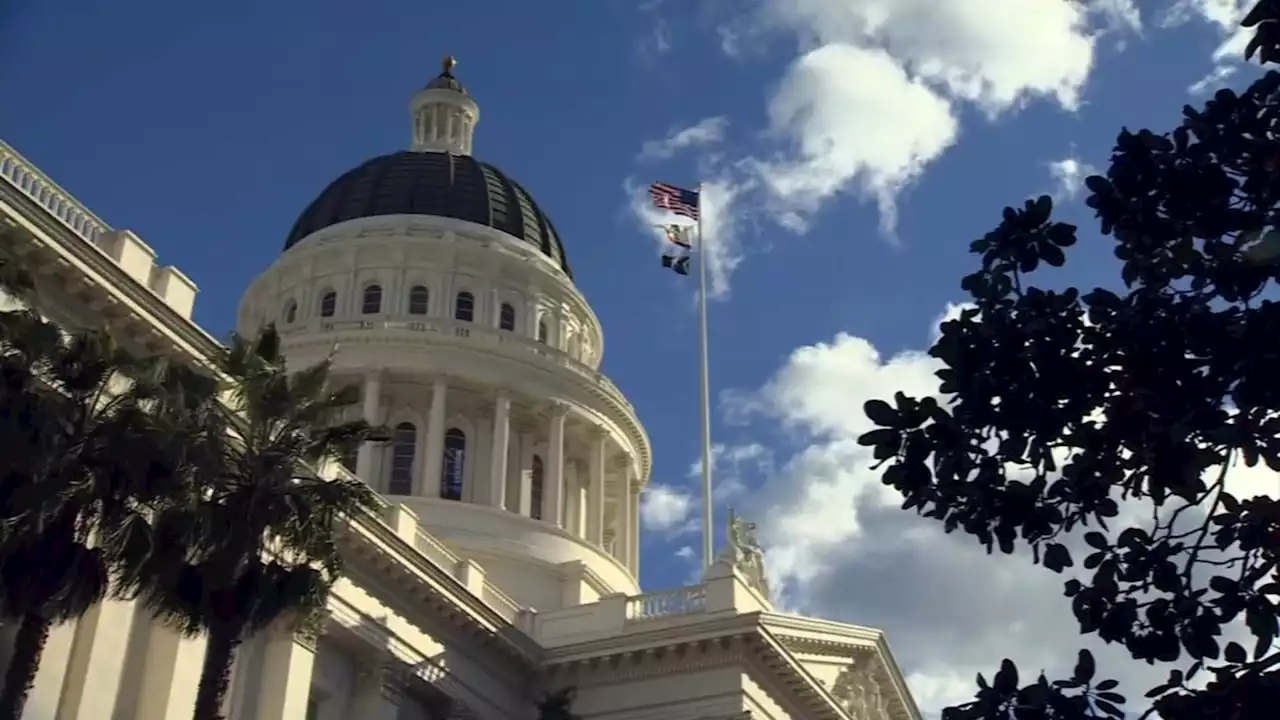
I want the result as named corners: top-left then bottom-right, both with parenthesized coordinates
top-left (858, 10), bottom-right (1280, 718)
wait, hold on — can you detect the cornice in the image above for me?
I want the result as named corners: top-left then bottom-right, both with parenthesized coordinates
top-left (279, 215), bottom-right (598, 334)
top-left (326, 594), bottom-right (501, 720)
top-left (335, 510), bottom-right (544, 668)
top-left (763, 613), bottom-right (922, 720)
top-left (0, 190), bottom-right (223, 362)
top-left (542, 614), bottom-right (854, 720)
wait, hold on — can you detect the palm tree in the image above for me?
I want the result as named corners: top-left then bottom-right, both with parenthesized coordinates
top-left (0, 307), bottom-right (194, 719)
top-left (117, 325), bottom-right (378, 720)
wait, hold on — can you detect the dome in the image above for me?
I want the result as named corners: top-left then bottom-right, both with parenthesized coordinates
top-left (283, 151), bottom-right (572, 277)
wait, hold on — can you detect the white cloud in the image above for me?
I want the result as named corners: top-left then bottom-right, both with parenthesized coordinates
top-left (1046, 155), bottom-right (1100, 200)
top-left (638, 117), bottom-right (730, 162)
top-left (1161, 0), bottom-right (1254, 94)
top-left (630, 0), bottom-right (1126, 295)
top-left (640, 483), bottom-right (697, 534)
top-left (749, 44), bottom-right (958, 236)
top-left (1092, 0), bottom-right (1143, 35)
top-left (723, 305), bottom-right (1279, 713)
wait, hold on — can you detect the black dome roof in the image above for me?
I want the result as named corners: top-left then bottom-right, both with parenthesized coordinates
top-left (284, 151), bottom-right (571, 277)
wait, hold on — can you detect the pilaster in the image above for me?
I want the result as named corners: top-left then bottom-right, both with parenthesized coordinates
top-left (544, 402), bottom-right (568, 526)
top-left (421, 376), bottom-right (448, 497)
top-left (253, 620), bottom-right (317, 720)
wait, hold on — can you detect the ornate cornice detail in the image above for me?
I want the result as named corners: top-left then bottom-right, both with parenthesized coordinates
top-left (546, 635), bottom-right (756, 686)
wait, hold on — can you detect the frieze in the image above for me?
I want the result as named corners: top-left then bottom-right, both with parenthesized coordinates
top-left (545, 635), bottom-right (756, 686)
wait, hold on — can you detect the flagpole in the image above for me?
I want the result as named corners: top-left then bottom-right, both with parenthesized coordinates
top-left (696, 184), bottom-right (714, 573)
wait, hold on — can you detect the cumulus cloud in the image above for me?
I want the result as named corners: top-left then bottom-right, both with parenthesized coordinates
top-left (1047, 155), bottom-right (1100, 200)
top-left (723, 305), bottom-right (1279, 713)
top-left (640, 483), bottom-right (697, 535)
top-left (750, 44), bottom-right (958, 235)
top-left (629, 0), bottom-right (1128, 294)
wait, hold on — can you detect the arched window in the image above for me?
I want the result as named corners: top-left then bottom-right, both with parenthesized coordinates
top-left (362, 284), bottom-right (383, 315)
top-left (499, 303), bottom-right (516, 331)
top-left (537, 318), bottom-right (549, 344)
top-left (408, 285), bottom-right (429, 315)
top-left (530, 454), bottom-right (545, 520)
top-left (319, 290), bottom-right (337, 318)
top-left (283, 299), bottom-right (297, 324)
top-left (441, 428), bottom-right (466, 501)
top-left (454, 291), bottom-right (474, 322)
top-left (388, 422), bottom-right (416, 495)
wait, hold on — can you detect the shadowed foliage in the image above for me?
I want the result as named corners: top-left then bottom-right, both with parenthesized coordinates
top-left (112, 325), bottom-right (379, 720)
top-left (0, 288), bottom-right (198, 719)
top-left (857, 7), bottom-right (1280, 719)
top-left (536, 687), bottom-right (582, 720)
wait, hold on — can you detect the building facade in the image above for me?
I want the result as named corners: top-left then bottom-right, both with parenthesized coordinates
top-left (0, 59), bottom-right (923, 720)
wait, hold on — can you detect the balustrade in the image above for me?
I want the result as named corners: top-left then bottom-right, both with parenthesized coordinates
top-left (625, 585), bottom-right (708, 621)
top-left (279, 316), bottom-right (634, 414)
top-left (1, 140), bottom-right (110, 246)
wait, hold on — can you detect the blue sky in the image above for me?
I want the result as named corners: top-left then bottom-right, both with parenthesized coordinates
top-left (1, 0), bottom-right (1270, 713)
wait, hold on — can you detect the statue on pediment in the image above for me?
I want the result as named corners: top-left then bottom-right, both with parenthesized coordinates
top-left (832, 656), bottom-right (891, 720)
top-left (718, 508), bottom-right (771, 601)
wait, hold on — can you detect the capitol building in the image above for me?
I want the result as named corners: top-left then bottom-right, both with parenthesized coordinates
top-left (0, 59), bottom-right (921, 720)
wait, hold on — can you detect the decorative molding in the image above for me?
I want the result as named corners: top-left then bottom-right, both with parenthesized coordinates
top-left (355, 661), bottom-right (406, 702)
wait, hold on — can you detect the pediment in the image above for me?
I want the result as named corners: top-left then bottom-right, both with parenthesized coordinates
top-left (763, 614), bottom-right (922, 720)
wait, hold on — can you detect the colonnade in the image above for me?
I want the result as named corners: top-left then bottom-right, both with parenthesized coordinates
top-left (352, 372), bottom-right (641, 573)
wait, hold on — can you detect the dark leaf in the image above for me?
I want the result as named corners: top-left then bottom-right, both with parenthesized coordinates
top-left (863, 399), bottom-right (900, 428)
top-left (1072, 649), bottom-right (1095, 685)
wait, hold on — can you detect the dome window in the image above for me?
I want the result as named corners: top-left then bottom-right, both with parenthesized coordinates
top-left (408, 285), bottom-right (429, 315)
top-left (362, 284), bottom-right (383, 315)
top-left (441, 428), bottom-right (466, 501)
top-left (388, 422), bottom-right (416, 495)
top-left (454, 291), bottom-right (475, 322)
top-left (537, 319), bottom-right (549, 344)
top-left (319, 290), bottom-right (337, 318)
top-left (499, 303), bottom-right (516, 332)
top-left (282, 299), bottom-right (298, 324)
top-left (530, 454), bottom-right (545, 520)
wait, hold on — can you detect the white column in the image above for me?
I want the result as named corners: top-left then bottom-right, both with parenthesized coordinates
top-left (24, 620), bottom-right (77, 720)
top-left (618, 458), bottom-right (634, 572)
top-left (350, 665), bottom-right (402, 720)
top-left (253, 624), bottom-right (316, 720)
top-left (490, 287), bottom-right (501, 327)
top-left (356, 372), bottom-right (383, 486)
top-left (544, 405), bottom-right (567, 526)
top-left (587, 434), bottom-right (606, 545)
top-left (489, 394), bottom-right (511, 508)
top-left (58, 598), bottom-right (138, 720)
top-left (517, 431), bottom-right (535, 515)
top-left (132, 618), bottom-right (207, 720)
top-left (420, 377), bottom-right (447, 497)
top-left (565, 463), bottom-right (584, 536)
top-left (629, 476), bottom-right (641, 573)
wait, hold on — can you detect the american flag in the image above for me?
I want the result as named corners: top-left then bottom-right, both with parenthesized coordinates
top-left (649, 182), bottom-right (700, 221)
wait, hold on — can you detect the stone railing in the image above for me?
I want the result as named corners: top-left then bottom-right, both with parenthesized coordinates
top-left (481, 583), bottom-right (522, 622)
top-left (524, 564), bottom-right (773, 648)
top-left (413, 527), bottom-right (462, 574)
top-left (626, 584), bottom-right (708, 621)
top-left (321, 459), bottom-right (526, 625)
top-left (281, 317), bottom-right (635, 415)
top-left (0, 139), bottom-right (110, 247)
